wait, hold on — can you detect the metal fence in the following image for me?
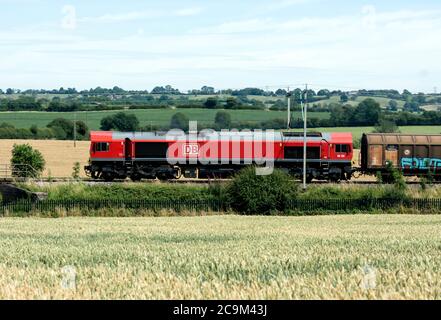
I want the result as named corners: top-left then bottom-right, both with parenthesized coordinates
top-left (288, 198), bottom-right (441, 212)
top-left (0, 199), bottom-right (223, 215)
top-left (1, 198), bottom-right (441, 215)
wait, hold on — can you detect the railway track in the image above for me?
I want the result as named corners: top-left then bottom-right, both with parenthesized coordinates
top-left (3, 177), bottom-right (441, 186)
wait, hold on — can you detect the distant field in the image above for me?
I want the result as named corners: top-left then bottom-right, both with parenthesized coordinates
top-left (0, 215), bottom-right (440, 299)
top-left (319, 96), bottom-right (406, 109)
top-left (0, 109), bottom-right (330, 130)
top-left (292, 126), bottom-right (441, 141)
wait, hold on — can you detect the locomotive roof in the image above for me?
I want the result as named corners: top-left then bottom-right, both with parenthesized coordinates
top-left (90, 131), bottom-right (353, 143)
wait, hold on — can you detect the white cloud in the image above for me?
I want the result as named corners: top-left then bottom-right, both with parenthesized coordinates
top-left (2, 6), bottom-right (441, 91)
top-left (174, 7), bottom-right (203, 17)
top-left (79, 7), bottom-right (202, 24)
top-left (80, 11), bottom-right (159, 23)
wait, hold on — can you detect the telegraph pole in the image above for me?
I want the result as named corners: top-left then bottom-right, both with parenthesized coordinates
top-left (303, 84), bottom-right (308, 190)
top-left (73, 112), bottom-right (77, 148)
top-left (287, 87), bottom-right (291, 129)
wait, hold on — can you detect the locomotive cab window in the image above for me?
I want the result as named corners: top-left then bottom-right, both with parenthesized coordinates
top-left (336, 144), bottom-right (350, 153)
top-left (94, 142), bottom-right (110, 152)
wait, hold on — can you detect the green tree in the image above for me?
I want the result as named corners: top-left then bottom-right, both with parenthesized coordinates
top-left (100, 112), bottom-right (140, 131)
top-left (30, 125), bottom-right (38, 135)
top-left (170, 112), bottom-right (189, 131)
top-left (225, 167), bottom-right (298, 215)
top-left (214, 111), bottom-right (232, 129)
top-left (47, 118), bottom-right (74, 139)
top-left (340, 94), bottom-right (349, 103)
top-left (75, 120), bottom-right (89, 137)
top-left (388, 100), bottom-right (398, 111)
top-left (204, 97), bottom-right (218, 109)
top-left (225, 97), bottom-right (239, 109)
top-left (10, 144), bottom-right (45, 178)
top-left (373, 119), bottom-right (399, 133)
top-left (355, 98), bottom-right (381, 125)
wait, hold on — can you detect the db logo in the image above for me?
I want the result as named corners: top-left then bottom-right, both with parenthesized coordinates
top-left (183, 144), bottom-right (199, 155)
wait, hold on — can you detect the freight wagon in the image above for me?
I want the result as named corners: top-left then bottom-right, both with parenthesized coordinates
top-left (361, 133), bottom-right (441, 181)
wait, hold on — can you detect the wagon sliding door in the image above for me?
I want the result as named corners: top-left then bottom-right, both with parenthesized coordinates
top-left (385, 145), bottom-right (399, 166)
top-left (368, 145), bottom-right (383, 167)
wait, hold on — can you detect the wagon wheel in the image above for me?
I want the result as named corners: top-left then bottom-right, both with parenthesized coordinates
top-left (328, 173), bottom-right (341, 183)
top-left (130, 174), bottom-right (142, 182)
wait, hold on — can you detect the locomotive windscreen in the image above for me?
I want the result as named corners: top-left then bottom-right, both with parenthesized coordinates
top-left (135, 142), bottom-right (169, 158)
top-left (284, 147), bottom-right (320, 159)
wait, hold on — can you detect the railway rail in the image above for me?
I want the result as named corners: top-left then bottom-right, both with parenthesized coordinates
top-left (2, 177), bottom-right (440, 186)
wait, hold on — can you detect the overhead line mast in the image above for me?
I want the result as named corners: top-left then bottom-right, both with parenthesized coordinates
top-left (286, 86), bottom-right (291, 129)
top-left (303, 84), bottom-right (308, 190)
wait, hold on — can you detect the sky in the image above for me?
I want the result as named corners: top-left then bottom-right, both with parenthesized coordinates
top-left (0, 0), bottom-right (440, 93)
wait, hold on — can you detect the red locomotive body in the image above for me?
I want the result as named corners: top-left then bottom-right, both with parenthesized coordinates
top-left (85, 131), bottom-right (353, 182)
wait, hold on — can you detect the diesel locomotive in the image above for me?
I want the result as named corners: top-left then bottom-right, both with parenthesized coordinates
top-left (85, 130), bottom-right (354, 182)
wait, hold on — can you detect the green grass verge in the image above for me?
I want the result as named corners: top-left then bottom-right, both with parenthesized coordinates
top-left (21, 182), bottom-right (217, 201)
top-left (20, 182), bottom-right (441, 201)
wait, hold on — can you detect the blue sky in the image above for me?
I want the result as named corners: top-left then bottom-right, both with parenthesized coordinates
top-left (1, 0), bottom-right (440, 92)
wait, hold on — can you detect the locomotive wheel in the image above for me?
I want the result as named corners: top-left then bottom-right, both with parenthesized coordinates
top-left (91, 171), bottom-right (100, 180)
top-left (329, 174), bottom-right (341, 183)
top-left (130, 174), bottom-right (142, 182)
top-left (102, 173), bottom-right (115, 182)
top-left (173, 167), bottom-right (182, 180)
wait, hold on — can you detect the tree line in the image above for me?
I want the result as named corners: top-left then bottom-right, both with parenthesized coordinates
top-left (0, 119), bottom-right (88, 140)
top-left (2, 98), bottom-right (441, 141)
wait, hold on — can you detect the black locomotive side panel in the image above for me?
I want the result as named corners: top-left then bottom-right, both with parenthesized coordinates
top-left (134, 142), bottom-right (169, 159)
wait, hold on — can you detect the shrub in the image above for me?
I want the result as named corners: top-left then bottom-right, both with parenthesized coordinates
top-left (225, 167), bottom-right (298, 215)
top-left (11, 144), bottom-right (46, 178)
top-left (387, 162), bottom-right (406, 190)
top-left (72, 162), bottom-right (81, 180)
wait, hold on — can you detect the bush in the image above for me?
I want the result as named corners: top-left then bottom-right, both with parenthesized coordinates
top-left (225, 167), bottom-right (298, 215)
top-left (72, 162), bottom-right (81, 180)
top-left (11, 144), bottom-right (46, 178)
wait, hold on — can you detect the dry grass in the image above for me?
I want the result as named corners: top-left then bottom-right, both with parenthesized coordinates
top-left (0, 215), bottom-right (441, 299)
top-left (0, 139), bottom-right (90, 178)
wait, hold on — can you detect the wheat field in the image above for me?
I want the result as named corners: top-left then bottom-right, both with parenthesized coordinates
top-left (0, 215), bottom-right (440, 299)
top-left (0, 139), bottom-right (90, 178)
